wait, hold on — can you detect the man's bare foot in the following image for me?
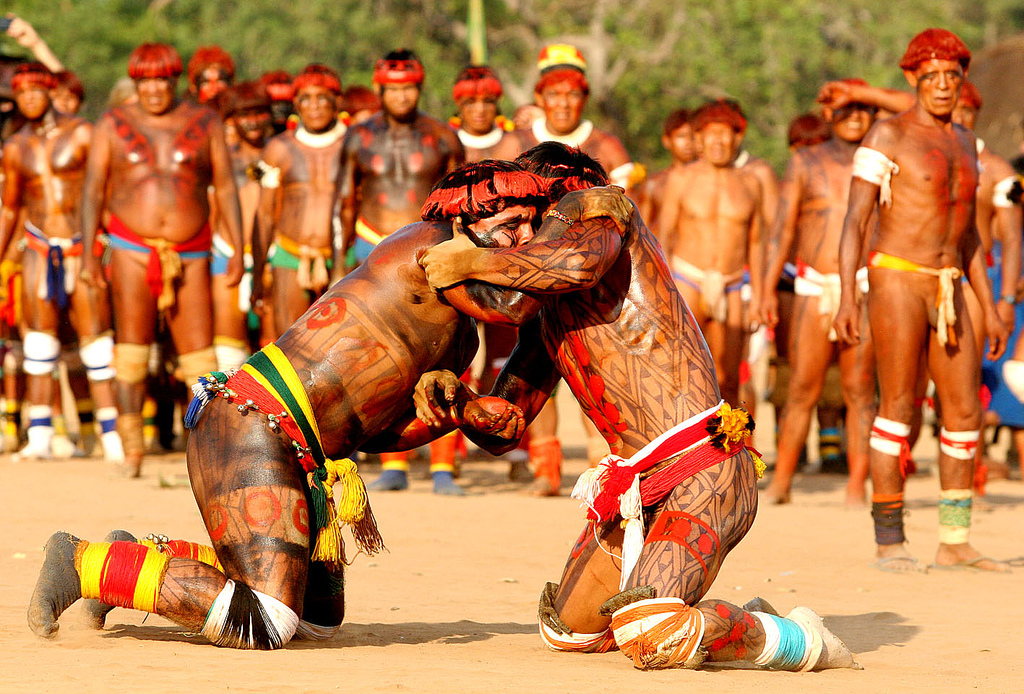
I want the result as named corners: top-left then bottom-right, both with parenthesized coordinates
top-left (844, 488), bottom-right (867, 508)
top-left (785, 607), bottom-right (861, 670)
top-left (119, 453), bottom-right (143, 479)
top-left (874, 543), bottom-right (928, 574)
top-left (528, 476), bottom-right (560, 497)
top-left (83, 530), bottom-right (138, 628)
top-left (27, 532), bottom-right (83, 638)
top-left (762, 483), bottom-right (790, 505)
top-left (933, 543), bottom-right (1011, 573)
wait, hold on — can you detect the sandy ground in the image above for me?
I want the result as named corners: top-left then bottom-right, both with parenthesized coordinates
top-left (1, 390), bottom-right (1022, 694)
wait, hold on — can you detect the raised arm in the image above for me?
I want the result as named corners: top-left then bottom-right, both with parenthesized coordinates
top-left (817, 80), bottom-right (914, 114)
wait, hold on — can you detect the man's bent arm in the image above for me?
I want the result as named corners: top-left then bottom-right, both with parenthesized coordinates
top-left (762, 157), bottom-right (804, 311)
top-left (333, 136), bottom-right (360, 271)
top-left (209, 117), bottom-right (244, 284)
top-left (79, 116), bottom-right (113, 284)
top-left (833, 177), bottom-right (880, 343)
top-left (0, 143), bottom-right (24, 260)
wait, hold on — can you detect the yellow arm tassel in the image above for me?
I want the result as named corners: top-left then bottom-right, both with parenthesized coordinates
top-left (328, 458), bottom-right (368, 524)
top-left (311, 502), bottom-right (345, 568)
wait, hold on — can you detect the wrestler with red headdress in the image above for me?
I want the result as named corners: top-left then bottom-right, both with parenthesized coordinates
top-left (659, 98), bottom-right (765, 407)
top-left (759, 81), bottom-right (880, 506)
top-left (259, 70), bottom-right (295, 135)
top-left (0, 63), bottom-right (123, 462)
top-left (28, 159), bottom-right (579, 649)
top-left (416, 143), bottom-right (856, 672)
top-left (251, 64), bottom-right (347, 340)
top-left (78, 43), bottom-right (244, 477)
top-left (834, 28), bottom-right (1011, 573)
top-left (450, 65), bottom-right (511, 163)
top-left (334, 48), bottom-right (464, 492)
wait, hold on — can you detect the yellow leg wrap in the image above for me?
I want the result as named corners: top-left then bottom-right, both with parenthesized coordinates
top-left (174, 346), bottom-right (218, 386)
top-left (77, 540), bottom-right (169, 613)
top-left (112, 343), bottom-right (152, 385)
top-left (117, 413), bottom-right (145, 457)
top-left (380, 451), bottom-right (409, 471)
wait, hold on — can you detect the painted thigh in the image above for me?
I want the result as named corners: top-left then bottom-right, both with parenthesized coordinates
top-left (272, 266), bottom-right (315, 336)
top-left (628, 451), bottom-right (758, 604)
top-left (109, 249), bottom-right (158, 345)
top-left (166, 257), bottom-right (214, 354)
top-left (867, 271), bottom-right (930, 422)
top-left (186, 399), bottom-right (313, 615)
top-left (785, 294), bottom-right (835, 403)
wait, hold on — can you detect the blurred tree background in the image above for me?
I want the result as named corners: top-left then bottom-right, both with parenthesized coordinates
top-left (4, 0), bottom-right (1024, 170)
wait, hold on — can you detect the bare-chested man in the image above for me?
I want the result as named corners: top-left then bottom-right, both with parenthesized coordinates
top-left (660, 100), bottom-right (764, 405)
top-left (450, 65), bottom-right (512, 163)
top-left (79, 43), bottom-right (244, 477)
top-left (417, 143), bottom-right (855, 672)
top-left (335, 48), bottom-right (464, 492)
top-left (492, 44), bottom-right (637, 190)
top-left (635, 108), bottom-right (696, 244)
top-left (834, 29), bottom-right (1010, 573)
top-left (252, 65), bottom-right (347, 339)
top-left (208, 81), bottom-right (274, 367)
top-left (760, 86), bottom-right (879, 506)
top-left (0, 63), bottom-right (122, 461)
top-left (27, 160), bottom-right (562, 649)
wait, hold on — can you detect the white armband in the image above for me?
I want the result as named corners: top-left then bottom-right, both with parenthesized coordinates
top-left (257, 161), bottom-right (281, 189)
top-left (853, 147), bottom-right (900, 207)
top-left (608, 161), bottom-right (638, 189)
top-left (993, 175), bottom-right (1017, 209)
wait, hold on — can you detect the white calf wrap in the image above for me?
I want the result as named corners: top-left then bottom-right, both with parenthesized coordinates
top-left (608, 162), bottom-right (638, 189)
top-left (939, 428), bottom-right (979, 460)
top-left (1003, 359), bottom-right (1024, 404)
top-left (201, 579), bottom-right (299, 649)
top-left (869, 417), bottom-right (910, 457)
top-left (853, 146), bottom-right (900, 207)
top-left (539, 621), bottom-right (614, 652)
top-left (993, 175), bottom-right (1017, 209)
top-left (609, 597), bottom-right (706, 669)
top-left (80, 335), bottom-right (116, 381)
top-left (23, 331), bottom-right (60, 376)
top-left (294, 620), bottom-right (342, 641)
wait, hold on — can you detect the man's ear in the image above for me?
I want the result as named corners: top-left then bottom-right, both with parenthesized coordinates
top-left (903, 69), bottom-right (919, 89)
top-left (534, 92), bottom-right (544, 108)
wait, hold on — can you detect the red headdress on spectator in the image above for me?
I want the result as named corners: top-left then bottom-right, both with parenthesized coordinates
top-left (787, 112), bottom-right (831, 149)
top-left (663, 108), bottom-right (693, 137)
top-left (899, 28), bottom-right (971, 72)
top-left (452, 65), bottom-right (503, 103)
top-left (11, 62), bottom-right (57, 92)
top-left (535, 44), bottom-right (589, 96)
top-left (187, 46), bottom-right (235, 87)
top-left (128, 43), bottom-right (184, 80)
top-left (292, 64), bottom-right (342, 96)
top-left (959, 80), bottom-right (982, 110)
top-left (373, 50), bottom-right (425, 85)
top-left (259, 70), bottom-right (295, 101)
top-left (693, 99), bottom-right (747, 135)
top-left (422, 160), bottom-right (548, 224)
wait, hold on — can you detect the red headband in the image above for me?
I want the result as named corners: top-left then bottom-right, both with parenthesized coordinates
top-left (128, 43), bottom-right (183, 80)
top-left (959, 80), bottom-right (982, 110)
top-left (374, 58), bottom-right (425, 85)
top-left (899, 28), bottom-right (971, 71)
top-left (11, 63), bottom-right (57, 92)
top-left (422, 167), bottom-right (547, 221)
top-left (693, 100), bottom-right (747, 135)
top-left (452, 66), bottom-right (503, 102)
top-left (292, 64), bottom-right (342, 96)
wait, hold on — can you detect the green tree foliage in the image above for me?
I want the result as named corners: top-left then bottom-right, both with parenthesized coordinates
top-left (4, 0), bottom-right (1024, 171)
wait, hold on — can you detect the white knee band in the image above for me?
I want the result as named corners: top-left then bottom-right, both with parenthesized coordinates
top-left (1003, 360), bottom-right (1024, 405)
top-left (201, 579), bottom-right (299, 650)
top-left (869, 416), bottom-right (911, 457)
top-left (23, 331), bottom-right (60, 376)
top-left (213, 342), bottom-right (250, 371)
top-left (939, 428), bottom-right (979, 460)
top-left (539, 621), bottom-right (615, 653)
top-left (80, 335), bottom-right (116, 382)
top-left (609, 597), bottom-right (706, 670)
